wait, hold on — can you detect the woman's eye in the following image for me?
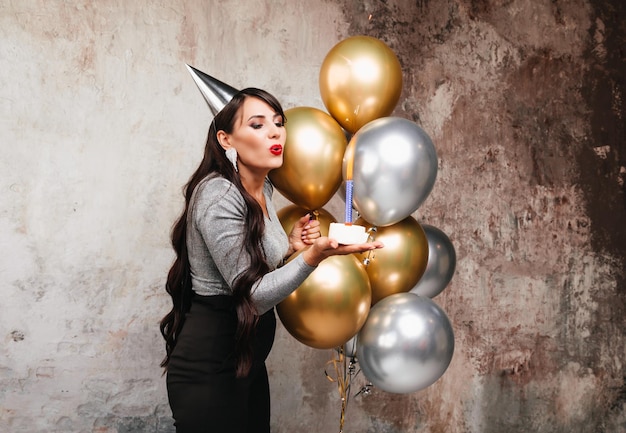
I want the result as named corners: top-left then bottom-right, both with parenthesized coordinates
top-left (251, 123), bottom-right (263, 129)
top-left (275, 121), bottom-right (284, 127)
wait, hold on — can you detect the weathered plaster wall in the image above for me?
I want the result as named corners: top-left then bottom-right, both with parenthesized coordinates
top-left (1, 1), bottom-right (624, 432)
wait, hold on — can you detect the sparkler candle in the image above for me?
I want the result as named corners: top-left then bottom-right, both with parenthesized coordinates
top-left (329, 146), bottom-right (369, 244)
top-left (327, 149), bottom-right (369, 244)
top-left (344, 180), bottom-right (354, 224)
top-left (345, 151), bottom-right (355, 224)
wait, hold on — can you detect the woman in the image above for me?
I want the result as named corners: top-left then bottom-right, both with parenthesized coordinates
top-left (160, 88), bottom-right (383, 433)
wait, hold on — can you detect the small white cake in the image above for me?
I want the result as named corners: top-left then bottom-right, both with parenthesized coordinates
top-left (328, 223), bottom-right (370, 245)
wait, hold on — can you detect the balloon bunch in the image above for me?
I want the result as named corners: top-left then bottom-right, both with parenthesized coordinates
top-left (184, 36), bottom-right (457, 431)
top-left (271, 36), bottom-right (458, 431)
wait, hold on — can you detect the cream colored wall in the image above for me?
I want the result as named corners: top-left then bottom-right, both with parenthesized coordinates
top-left (0, 1), bottom-right (346, 431)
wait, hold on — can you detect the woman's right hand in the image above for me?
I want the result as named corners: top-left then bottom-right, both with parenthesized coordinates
top-left (302, 236), bottom-right (384, 267)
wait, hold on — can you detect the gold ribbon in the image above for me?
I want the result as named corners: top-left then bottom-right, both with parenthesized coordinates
top-left (325, 346), bottom-right (359, 432)
top-left (324, 234), bottom-right (376, 432)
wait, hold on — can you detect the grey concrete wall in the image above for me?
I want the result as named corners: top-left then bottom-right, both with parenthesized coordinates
top-left (1, 0), bottom-right (624, 432)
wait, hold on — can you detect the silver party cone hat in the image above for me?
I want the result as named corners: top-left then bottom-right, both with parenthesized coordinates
top-left (185, 64), bottom-right (239, 116)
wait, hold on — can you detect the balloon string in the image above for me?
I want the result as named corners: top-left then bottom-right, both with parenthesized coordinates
top-left (362, 227), bottom-right (378, 267)
top-left (325, 346), bottom-right (359, 432)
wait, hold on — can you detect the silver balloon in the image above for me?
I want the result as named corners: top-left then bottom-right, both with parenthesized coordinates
top-left (410, 224), bottom-right (456, 298)
top-left (344, 117), bottom-right (437, 227)
top-left (356, 293), bottom-right (454, 394)
top-left (337, 334), bottom-right (358, 358)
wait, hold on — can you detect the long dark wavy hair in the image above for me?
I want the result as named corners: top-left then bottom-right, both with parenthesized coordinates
top-left (159, 88), bottom-right (286, 377)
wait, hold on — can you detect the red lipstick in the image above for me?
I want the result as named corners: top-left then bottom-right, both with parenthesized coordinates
top-left (270, 145), bottom-right (283, 155)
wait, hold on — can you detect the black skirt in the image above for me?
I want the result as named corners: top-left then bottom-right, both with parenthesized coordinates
top-left (166, 295), bottom-right (276, 433)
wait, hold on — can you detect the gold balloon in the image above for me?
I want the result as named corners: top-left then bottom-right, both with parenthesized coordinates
top-left (269, 107), bottom-right (347, 210)
top-left (356, 216), bottom-right (429, 305)
top-left (277, 253), bottom-right (371, 349)
top-left (319, 36), bottom-right (403, 134)
top-left (277, 205), bottom-right (337, 237)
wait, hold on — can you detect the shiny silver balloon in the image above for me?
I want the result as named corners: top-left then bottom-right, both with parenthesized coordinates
top-left (356, 293), bottom-right (454, 394)
top-left (344, 117), bottom-right (437, 227)
top-left (340, 334), bottom-right (358, 358)
top-left (410, 224), bottom-right (456, 298)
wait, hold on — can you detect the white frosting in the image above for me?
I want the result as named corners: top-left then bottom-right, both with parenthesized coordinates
top-left (328, 223), bottom-right (370, 244)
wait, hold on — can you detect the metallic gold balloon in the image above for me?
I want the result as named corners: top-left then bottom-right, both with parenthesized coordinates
top-left (269, 107), bottom-right (347, 210)
top-left (277, 253), bottom-right (371, 349)
top-left (319, 36), bottom-right (403, 133)
top-left (356, 216), bottom-right (429, 305)
top-left (277, 205), bottom-right (336, 237)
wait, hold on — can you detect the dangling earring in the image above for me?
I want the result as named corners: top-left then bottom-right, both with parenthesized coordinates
top-left (225, 148), bottom-right (238, 172)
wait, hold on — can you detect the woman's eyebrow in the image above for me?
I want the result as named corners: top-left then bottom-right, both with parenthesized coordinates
top-left (246, 113), bottom-right (281, 122)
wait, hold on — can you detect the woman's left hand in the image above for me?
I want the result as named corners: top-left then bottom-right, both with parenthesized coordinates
top-left (288, 214), bottom-right (321, 254)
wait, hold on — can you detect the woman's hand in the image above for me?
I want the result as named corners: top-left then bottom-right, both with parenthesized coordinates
top-left (302, 236), bottom-right (384, 267)
top-left (287, 214), bottom-right (321, 256)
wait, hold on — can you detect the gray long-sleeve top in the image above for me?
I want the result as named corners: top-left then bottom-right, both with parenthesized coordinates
top-left (187, 175), bottom-right (317, 314)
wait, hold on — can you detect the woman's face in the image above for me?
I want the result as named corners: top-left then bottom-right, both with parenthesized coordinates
top-left (219, 96), bottom-right (286, 175)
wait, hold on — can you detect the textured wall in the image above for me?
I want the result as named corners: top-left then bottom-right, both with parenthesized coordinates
top-left (1, 1), bottom-right (624, 433)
